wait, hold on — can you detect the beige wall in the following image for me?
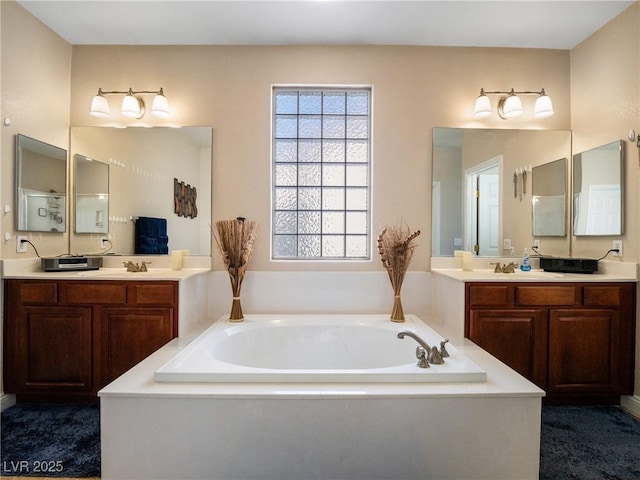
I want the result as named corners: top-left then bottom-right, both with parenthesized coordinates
top-left (69, 45), bottom-right (570, 271)
top-left (1, 1), bottom-right (71, 260)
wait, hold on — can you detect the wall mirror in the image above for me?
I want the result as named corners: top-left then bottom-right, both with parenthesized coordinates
top-left (70, 127), bottom-right (212, 255)
top-left (74, 154), bottom-right (109, 234)
top-left (572, 139), bottom-right (624, 236)
top-left (15, 134), bottom-right (67, 232)
top-left (531, 157), bottom-right (567, 237)
top-left (432, 128), bottom-right (571, 257)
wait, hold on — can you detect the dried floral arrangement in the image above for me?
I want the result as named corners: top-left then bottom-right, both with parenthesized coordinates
top-left (212, 217), bottom-right (258, 321)
top-left (377, 224), bottom-right (421, 322)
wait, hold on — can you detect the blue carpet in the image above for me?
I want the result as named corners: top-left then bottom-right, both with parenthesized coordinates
top-left (1, 403), bottom-right (100, 478)
top-left (540, 406), bottom-right (640, 480)
top-left (1, 403), bottom-right (639, 478)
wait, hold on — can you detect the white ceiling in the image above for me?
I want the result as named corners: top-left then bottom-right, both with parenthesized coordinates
top-left (17, 0), bottom-right (635, 50)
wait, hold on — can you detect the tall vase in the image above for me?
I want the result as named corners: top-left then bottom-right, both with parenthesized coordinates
top-left (391, 291), bottom-right (405, 322)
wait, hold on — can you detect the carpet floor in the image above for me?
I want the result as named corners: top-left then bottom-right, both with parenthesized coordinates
top-left (1, 404), bottom-right (100, 478)
top-left (1, 403), bottom-right (639, 479)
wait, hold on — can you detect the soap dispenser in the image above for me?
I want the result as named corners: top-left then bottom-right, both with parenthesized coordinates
top-left (520, 248), bottom-right (531, 272)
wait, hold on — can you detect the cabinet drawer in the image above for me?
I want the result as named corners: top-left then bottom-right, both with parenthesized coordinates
top-left (132, 283), bottom-right (176, 305)
top-left (65, 283), bottom-right (127, 305)
top-left (468, 285), bottom-right (510, 306)
top-left (18, 282), bottom-right (58, 304)
top-left (516, 286), bottom-right (577, 306)
top-left (583, 286), bottom-right (621, 307)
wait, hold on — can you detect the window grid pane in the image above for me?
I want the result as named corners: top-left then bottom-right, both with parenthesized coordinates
top-left (273, 87), bottom-right (370, 260)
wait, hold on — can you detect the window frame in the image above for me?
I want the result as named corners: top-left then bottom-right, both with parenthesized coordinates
top-left (270, 85), bottom-right (373, 262)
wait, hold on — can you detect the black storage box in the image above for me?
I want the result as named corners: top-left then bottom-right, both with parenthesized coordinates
top-left (539, 257), bottom-right (598, 274)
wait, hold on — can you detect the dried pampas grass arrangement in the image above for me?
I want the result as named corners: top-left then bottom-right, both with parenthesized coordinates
top-left (377, 224), bottom-right (421, 322)
top-left (213, 217), bottom-right (258, 321)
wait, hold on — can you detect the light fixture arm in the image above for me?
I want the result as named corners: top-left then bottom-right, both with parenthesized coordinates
top-left (480, 88), bottom-right (547, 97)
top-left (96, 87), bottom-right (165, 96)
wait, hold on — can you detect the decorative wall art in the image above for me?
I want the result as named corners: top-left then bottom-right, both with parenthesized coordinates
top-left (174, 178), bottom-right (198, 218)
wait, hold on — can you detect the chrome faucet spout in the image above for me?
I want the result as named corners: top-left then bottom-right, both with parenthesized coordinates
top-left (397, 331), bottom-right (432, 351)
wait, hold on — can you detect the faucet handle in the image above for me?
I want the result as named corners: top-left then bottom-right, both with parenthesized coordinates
top-left (491, 262), bottom-right (503, 273)
top-left (428, 346), bottom-right (445, 365)
top-left (415, 346), bottom-right (430, 368)
top-left (439, 339), bottom-right (450, 358)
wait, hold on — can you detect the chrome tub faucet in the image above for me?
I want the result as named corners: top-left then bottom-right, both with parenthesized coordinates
top-left (397, 331), bottom-right (447, 368)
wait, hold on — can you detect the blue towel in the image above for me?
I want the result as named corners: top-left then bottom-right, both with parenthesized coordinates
top-left (135, 217), bottom-right (169, 254)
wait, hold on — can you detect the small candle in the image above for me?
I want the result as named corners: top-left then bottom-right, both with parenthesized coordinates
top-left (462, 251), bottom-right (474, 271)
top-left (171, 250), bottom-right (183, 270)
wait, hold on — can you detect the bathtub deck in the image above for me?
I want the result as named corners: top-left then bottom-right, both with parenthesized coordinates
top-left (99, 317), bottom-right (544, 480)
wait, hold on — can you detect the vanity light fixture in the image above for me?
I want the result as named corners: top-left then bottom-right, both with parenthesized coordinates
top-left (90, 88), bottom-right (170, 119)
top-left (473, 88), bottom-right (554, 119)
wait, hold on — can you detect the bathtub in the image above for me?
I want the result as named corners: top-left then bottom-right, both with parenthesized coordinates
top-left (154, 313), bottom-right (486, 383)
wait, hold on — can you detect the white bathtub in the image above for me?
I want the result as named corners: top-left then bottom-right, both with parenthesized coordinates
top-left (155, 313), bottom-right (486, 383)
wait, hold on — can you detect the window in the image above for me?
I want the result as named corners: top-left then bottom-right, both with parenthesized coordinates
top-left (272, 87), bottom-right (371, 260)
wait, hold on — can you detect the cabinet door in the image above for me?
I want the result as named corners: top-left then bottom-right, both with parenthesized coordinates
top-left (548, 309), bottom-right (619, 394)
top-left (469, 309), bottom-right (547, 388)
top-left (18, 307), bottom-right (93, 392)
top-left (102, 307), bottom-right (175, 383)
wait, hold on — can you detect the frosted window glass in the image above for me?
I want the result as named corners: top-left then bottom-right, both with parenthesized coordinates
top-left (299, 140), bottom-right (321, 162)
top-left (346, 164), bottom-right (368, 186)
top-left (347, 92), bottom-right (369, 115)
top-left (346, 140), bottom-right (368, 163)
top-left (322, 187), bottom-right (345, 210)
top-left (275, 164), bottom-right (297, 186)
top-left (275, 140), bottom-right (297, 163)
top-left (346, 117), bottom-right (368, 139)
top-left (323, 117), bottom-right (345, 139)
top-left (346, 212), bottom-right (368, 234)
top-left (299, 235), bottom-right (321, 257)
top-left (272, 87), bottom-right (370, 260)
top-left (322, 140), bottom-right (345, 163)
top-left (273, 235), bottom-right (296, 257)
top-left (299, 164), bottom-right (321, 186)
top-left (298, 187), bottom-right (321, 210)
top-left (346, 188), bottom-right (368, 210)
top-left (323, 212), bottom-right (345, 234)
top-left (323, 92), bottom-right (346, 114)
top-left (322, 235), bottom-right (345, 257)
top-left (275, 92), bottom-right (298, 114)
top-left (274, 211), bottom-right (297, 234)
top-left (275, 187), bottom-right (297, 210)
top-left (346, 235), bottom-right (367, 257)
top-left (322, 164), bottom-right (345, 186)
top-left (299, 115), bottom-right (322, 138)
top-left (300, 92), bottom-right (322, 114)
top-left (298, 211), bottom-right (321, 234)
top-left (275, 116), bottom-right (297, 138)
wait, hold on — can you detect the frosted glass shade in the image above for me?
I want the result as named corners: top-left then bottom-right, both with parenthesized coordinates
top-left (90, 94), bottom-right (110, 118)
top-left (499, 94), bottom-right (523, 118)
top-left (534, 94), bottom-right (554, 118)
top-left (473, 94), bottom-right (492, 118)
top-left (121, 94), bottom-right (143, 118)
top-left (152, 92), bottom-right (170, 117)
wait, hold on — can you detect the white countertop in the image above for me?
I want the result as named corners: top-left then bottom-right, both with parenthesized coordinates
top-left (98, 317), bottom-right (545, 400)
top-left (1, 256), bottom-right (212, 281)
top-left (432, 268), bottom-right (637, 283)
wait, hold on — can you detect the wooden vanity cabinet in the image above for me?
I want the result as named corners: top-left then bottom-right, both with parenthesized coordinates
top-left (4, 279), bottom-right (178, 402)
top-left (465, 282), bottom-right (635, 405)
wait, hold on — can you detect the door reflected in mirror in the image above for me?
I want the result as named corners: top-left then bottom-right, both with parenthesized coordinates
top-left (432, 128), bottom-right (571, 258)
top-left (532, 157), bottom-right (566, 237)
top-left (74, 154), bottom-right (109, 234)
top-left (15, 134), bottom-right (67, 232)
top-left (573, 140), bottom-right (624, 236)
